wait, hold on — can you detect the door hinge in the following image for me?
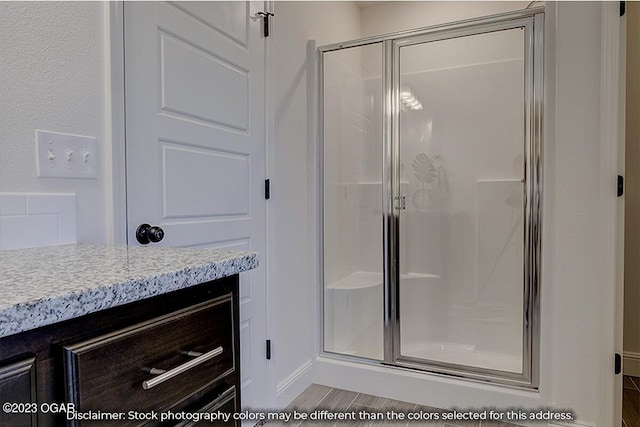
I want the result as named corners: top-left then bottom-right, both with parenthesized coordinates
top-left (256, 12), bottom-right (274, 37)
top-left (394, 195), bottom-right (406, 210)
top-left (615, 353), bottom-right (622, 374)
top-left (618, 175), bottom-right (624, 197)
top-left (266, 339), bottom-right (272, 360)
top-left (621, 1), bottom-right (626, 17)
top-left (265, 179), bottom-right (271, 200)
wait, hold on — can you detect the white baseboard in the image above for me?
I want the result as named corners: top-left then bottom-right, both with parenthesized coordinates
top-left (624, 351), bottom-right (640, 377)
top-left (275, 359), bottom-right (313, 408)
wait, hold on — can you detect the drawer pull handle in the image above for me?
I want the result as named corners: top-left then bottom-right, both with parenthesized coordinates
top-left (142, 346), bottom-right (223, 390)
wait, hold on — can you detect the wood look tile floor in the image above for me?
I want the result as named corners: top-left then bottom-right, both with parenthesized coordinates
top-left (624, 376), bottom-right (640, 427)
top-left (268, 384), bottom-right (521, 427)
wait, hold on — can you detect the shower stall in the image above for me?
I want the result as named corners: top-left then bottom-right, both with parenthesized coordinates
top-left (320, 8), bottom-right (543, 388)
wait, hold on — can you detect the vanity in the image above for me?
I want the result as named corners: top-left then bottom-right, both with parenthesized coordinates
top-left (0, 244), bottom-right (258, 426)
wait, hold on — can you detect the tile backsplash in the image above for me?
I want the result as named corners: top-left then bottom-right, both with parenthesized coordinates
top-left (0, 193), bottom-right (77, 250)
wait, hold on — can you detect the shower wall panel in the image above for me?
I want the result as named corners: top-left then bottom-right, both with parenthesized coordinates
top-left (397, 29), bottom-right (525, 374)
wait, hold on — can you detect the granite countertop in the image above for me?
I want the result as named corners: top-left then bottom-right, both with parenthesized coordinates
top-left (0, 244), bottom-right (258, 338)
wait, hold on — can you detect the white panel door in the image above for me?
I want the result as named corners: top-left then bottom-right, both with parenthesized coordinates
top-left (124, 1), bottom-right (268, 408)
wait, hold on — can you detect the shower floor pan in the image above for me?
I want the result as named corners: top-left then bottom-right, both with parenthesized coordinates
top-left (401, 341), bottom-right (522, 373)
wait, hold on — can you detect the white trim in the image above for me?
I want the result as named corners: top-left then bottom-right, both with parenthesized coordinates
top-left (275, 359), bottom-right (313, 408)
top-left (307, 38), bottom-right (322, 359)
top-left (624, 352), bottom-right (640, 377)
top-left (105, 1), bottom-right (127, 245)
top-left (598, 2), bottom-right (623, 427)
top-left (617, 6), bottom-right (629, 427)
top-left (264, 0), bottom-right (276, 409)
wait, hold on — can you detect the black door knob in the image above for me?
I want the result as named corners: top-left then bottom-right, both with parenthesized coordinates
top-left (136, 224), bottom-right (165, 245)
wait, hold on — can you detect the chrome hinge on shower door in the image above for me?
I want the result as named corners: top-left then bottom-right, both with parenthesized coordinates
top-left (394, 196), bottom-right (406, 210)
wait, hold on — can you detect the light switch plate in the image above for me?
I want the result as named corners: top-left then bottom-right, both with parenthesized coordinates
top-left (36, 130), bottom-right (98, 179)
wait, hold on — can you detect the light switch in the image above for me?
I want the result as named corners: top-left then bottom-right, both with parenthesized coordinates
top-left (36, 130), bottom-right (98, 179)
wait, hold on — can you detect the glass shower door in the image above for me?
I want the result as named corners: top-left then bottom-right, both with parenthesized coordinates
top-left (395, 28), bottom-right (529, 376)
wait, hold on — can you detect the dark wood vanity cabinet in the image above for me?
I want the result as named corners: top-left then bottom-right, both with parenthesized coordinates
top-left (0, 357), bottom-right (37, 427)
top-left (0, 275), bottom-right (240, 426)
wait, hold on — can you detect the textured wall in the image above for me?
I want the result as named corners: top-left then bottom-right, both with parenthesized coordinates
top-left (0, 2), bottom-right (108, 243)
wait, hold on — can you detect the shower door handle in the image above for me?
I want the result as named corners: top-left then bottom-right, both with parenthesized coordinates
top-left (394, 196), bottom-right (406, 210)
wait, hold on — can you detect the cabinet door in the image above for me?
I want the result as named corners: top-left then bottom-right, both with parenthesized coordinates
top-left (0, 357), bottom-right (37, 427)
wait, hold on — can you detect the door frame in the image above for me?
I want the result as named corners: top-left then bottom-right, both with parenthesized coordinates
top-left (599, 2), bottom-right (625, 426)
top-left (106, 1), bottom-right (127, 246)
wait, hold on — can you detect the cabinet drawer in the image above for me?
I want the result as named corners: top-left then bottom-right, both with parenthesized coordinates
top-left (175, 385), bottom-right (236, 426)
top-left (63, 294), bottom-right (234, 423)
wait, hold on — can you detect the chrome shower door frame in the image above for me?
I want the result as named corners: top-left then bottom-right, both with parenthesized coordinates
top-left (318, 7), bottom-right (544, 389)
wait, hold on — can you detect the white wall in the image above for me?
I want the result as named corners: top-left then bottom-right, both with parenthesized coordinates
top-left (397, 50), bottom-right (525, 368)
top-left (546, 2), bottom-right (602, 421)
top-left (269, 0), bottom-right (362, 406)
top-left (360, 1), bottom-right (530, 37)
top-left (0, 2), bottom-right (109, 243)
